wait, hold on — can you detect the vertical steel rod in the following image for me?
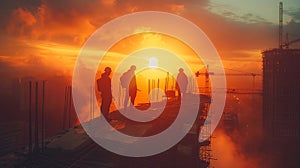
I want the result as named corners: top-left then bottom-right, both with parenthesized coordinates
top-left (28, 81), bottom-right (32, 153)
top-left (41, 80), bottom-right (45, 152)
top-left (68, 86), bottom-right (72, 128)
top-left (63, 86), bottom-right (68, 130)
top-left (34, 81), bottom-right (39, 153)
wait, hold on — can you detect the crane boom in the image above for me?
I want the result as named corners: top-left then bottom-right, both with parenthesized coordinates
top-left (195, 70), bottom-right (262, 95)
top-left (283, 38), bottom-right (300, 48)
top-left (195, 71), bottom-right (261, 77)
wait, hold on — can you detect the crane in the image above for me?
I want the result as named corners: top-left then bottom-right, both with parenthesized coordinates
top-left (195, 69), bottom-right (262, 95)
top-left (283, 33), bottom-right (300, 49)
top-left (279, 2), bottom-right (283, 49)
top-left (278, 2), bottom-right (300, 49)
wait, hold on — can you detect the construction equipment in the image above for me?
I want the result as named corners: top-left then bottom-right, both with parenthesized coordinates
top-left (279, 2), bottom-right (283, 49)
top-left (195, 68), bottom-right (262, 94)
top-left (279, 2), bottom-right (300, 49)
top-left (283, 33), bottom-right (300, 49)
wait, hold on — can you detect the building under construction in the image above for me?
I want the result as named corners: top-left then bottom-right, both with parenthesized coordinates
top-left (262, 47), bottom-right (300, 165)
top-left (262, 48), bottom-right (300, 168)
top-left (262, 2), bottom-right (300, 167)
top-left (1, 94), bottom-right (213, 168)
top-left (262, 48), bottom-right (300, 140)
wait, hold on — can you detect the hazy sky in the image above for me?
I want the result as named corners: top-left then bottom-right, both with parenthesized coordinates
top-left (0, 0), bottom-right (299, 79)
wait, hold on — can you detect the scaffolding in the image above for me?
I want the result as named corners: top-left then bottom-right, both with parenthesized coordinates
top-left (198, 98), bottom-right (212, 168)
top-left (262, 48), bottom-right (300, 141)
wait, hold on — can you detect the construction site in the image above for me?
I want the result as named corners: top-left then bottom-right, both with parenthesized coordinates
top-left (0, 2), bottom-right (299, 168)
top-left (1, 79), bottom-right (214, 168)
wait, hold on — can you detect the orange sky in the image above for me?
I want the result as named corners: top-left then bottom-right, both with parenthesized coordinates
top-left (0, 0), bottom-right (300, 87)
top-left (1, 1), bottom-right (299, 167)
top-left (98, 32), bottom-right (203, 73)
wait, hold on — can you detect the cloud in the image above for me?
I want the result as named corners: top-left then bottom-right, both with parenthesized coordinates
top-left (240, 13), bottom-right (268, 23)
top-left (1, 0), bottom-right (300, 79)
top-left (7, 8), bottom-right (37, 36)
top-left (205, 1), bottom-right (270, 23)
top-left (2, 0), bottom-right (288, 51)
top-left (0, 54), bottom-right (72, 78)
top-left (6, 1), bottom-right (99, 45)
top-left (285, 8), bottom-right (300, 21)
top-left (4, 0), bottom-right (206, 45)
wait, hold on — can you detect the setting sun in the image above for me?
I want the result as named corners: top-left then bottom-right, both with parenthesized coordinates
top-left (2, 0), bottom-right (299, 167)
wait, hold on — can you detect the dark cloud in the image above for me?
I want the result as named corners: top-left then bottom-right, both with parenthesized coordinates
top-left (0, 0), bottom-right (42, 28)
top-left (209, 9), bottom-right (269, 24)
top-left (5, 1), bottom-right (99, 45)
top-left (240, 13), bottom-right (268, 23)
top-left (1, 0), bottom-right (300, 68)
top-left (222, 11), bottom-right (236, 17)
top-left (3, 0), bottom-right (209, 45)
top-left (285, 8), bottom-right (300, 21)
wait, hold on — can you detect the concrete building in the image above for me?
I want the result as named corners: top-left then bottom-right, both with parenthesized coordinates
top-left (262, 48), bottom-right (300, 167)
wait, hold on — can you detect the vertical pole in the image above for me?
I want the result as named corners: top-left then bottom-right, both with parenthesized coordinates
top-left (34, 81), bottom-right (39, 153)
top-left (28, 81), bottom-right (32, 154)
top-left (166, 72), bottom-right (169, 92)
top-left (164, 77), bottom-right (167, 92)
top-left (279, 2), bottom-right (283, 49)
top-left (90, 85), bottom-right (92, 120)
top-left (118, 82), bottom-right (121, 108)
top-left (157, 79), bottom-right (160, 101)
top-left (68, 86), bottom-right (72, 128)
top-left (171, 75), bottom-right (173, 91)
top-left (41, 80), bottom-right (45, 152)
top-left (155, 79), bottom-right (157, 102)
top-left (205, 65), bottom-right (209, 95)
top-left (92, 86), bottom-right (94, 119)
top-left (148, 79), bottom-right (150, 103)
top-left (171, 77), bottom-right (175, 91)
top-left (63, 86), bottom-right (67, 130)
top-left (152, 79), bottom-right (155, 101)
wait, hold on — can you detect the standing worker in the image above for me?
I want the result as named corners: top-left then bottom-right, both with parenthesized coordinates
top-left (97, 67), bottom-right (112, 121)
top-left (176, 68), bottom-right (188, 100)
top-left (120, 65), bottom-right (137, 109)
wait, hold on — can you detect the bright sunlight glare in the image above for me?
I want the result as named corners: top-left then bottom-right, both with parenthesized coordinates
top-left (148, 57), bottom-right (158, 69)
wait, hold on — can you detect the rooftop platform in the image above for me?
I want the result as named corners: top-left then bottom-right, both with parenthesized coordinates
top-left (8, 94), bottom-right (212, 168)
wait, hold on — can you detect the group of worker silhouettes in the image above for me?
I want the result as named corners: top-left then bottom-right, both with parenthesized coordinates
top-left (97, 65), bottom-right (188, 121)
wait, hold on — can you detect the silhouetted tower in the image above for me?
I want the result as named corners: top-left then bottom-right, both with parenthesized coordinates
top-left (262, 48), bottom-right (300, 167)
top-left (279, 2), bottom-right (283, 49)
top-left (262, 3), bottom-right (300, 167)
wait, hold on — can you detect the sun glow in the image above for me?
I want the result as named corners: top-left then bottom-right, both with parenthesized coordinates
top-left (148, 57), bottom-right (158, 69)
top-left (98, 32), bottom-right (204, 76)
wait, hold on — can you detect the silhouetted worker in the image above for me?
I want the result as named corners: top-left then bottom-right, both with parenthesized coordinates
top-left (97, 67), bottom-right (112, 121)
top-left (176, 68), bottom-right (188, 100)
top-left (121, 65), bottom-right (137, 109)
